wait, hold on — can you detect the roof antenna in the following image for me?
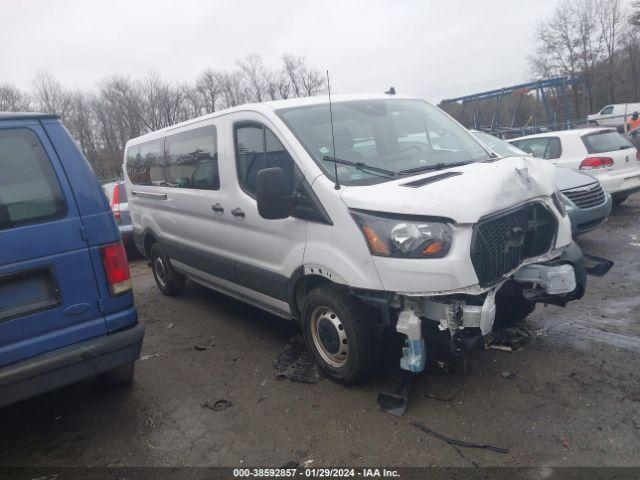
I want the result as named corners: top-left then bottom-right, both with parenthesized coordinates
top-left (385, 86), bottom-right (396, 95)
top-left (327, 70), bottom-right (340, 190)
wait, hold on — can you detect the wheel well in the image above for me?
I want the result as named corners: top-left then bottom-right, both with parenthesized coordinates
top-left (143, 233), bottom-right (158, 258)
top-left (292, 274), bottom-right (335, 319)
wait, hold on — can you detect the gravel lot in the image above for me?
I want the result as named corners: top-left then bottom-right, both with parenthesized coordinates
top-left (1, 196), bottom-right (639, 469)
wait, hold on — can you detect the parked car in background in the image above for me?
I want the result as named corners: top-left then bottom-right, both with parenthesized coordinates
top-left (102, 181), bottom-right (133, 245)
top-left (124, 95), bottom-right (586, 385)
top-left (587, 103), bottom-right (640, 130)
top-left (472, 131), bottom-right (612, 235)
top-left (510, 128), bottom-right (640, 207)
top-left (0, 113), bottom-right (143, 408)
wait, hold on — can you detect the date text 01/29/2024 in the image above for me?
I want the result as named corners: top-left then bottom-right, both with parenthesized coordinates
top-left (232, 468), bottom-right (401, 478)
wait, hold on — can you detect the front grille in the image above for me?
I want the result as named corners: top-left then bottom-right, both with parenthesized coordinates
top-left (561, 182), bottom-right (606, 209)
top-left (471, 203), bottom-right (557, 286)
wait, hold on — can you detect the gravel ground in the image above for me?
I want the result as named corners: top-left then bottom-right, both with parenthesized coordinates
top-left (1, 196), bottom-right (639, 468)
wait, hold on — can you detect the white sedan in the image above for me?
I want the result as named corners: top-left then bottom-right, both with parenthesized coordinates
top-left (510, 128), bottom-right (640, 206)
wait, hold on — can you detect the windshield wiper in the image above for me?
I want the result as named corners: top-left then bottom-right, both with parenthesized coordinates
top-left (399, 160), bottom-right (476, 175)
top-left (322, 155), bottom-right (398, 177)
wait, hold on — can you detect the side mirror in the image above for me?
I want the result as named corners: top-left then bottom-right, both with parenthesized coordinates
top-left (256, 167), bottom-right (293, 220)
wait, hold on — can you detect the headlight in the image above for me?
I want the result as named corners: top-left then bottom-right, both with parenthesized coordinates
top-left (350, 210), bottom-right (452, 258)
top-left (552, 189), bottom-right (567, 217)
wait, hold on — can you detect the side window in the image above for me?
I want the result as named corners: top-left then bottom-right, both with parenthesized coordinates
top-left (513, 138), bottom-right (546, 159)
top-left (165, 125), bottom-right (219, 190)
top-left (0, 128), bottom-right (67, 230)
top-left (513, 138), bottom-right (561, 160)
top-left (600, 106), bottom-right (614, 115)
top-left (126, 140), bottom-right (165, 186)
top-left (235, 124), bottom-right (294, 196)
top-left (545, 138), bottom-right (562, 159)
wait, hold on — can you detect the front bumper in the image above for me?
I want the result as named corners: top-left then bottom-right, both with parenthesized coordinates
top-left (567, 193), bottom-right (612, 235)
top-left (0, 323), bottom-right (144, 408)
top-left (394, 242), bottom-right (586, 372)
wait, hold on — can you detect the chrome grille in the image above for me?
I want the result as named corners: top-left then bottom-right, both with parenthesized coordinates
top-left (561, 182), bottom-right (606, 209)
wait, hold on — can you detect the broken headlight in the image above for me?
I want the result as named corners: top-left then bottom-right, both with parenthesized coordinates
top-left (350, 210), bottom-right (452, 258)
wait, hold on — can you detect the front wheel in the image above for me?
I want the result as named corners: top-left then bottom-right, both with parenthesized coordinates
top-left (494, 281), bottom-right (536, 328)
top-left (301, 284), bottom-right (381, 385)
top-left (612, 195), bottom-right (629, 208)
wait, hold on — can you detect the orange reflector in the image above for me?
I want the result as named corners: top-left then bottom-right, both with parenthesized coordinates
top-left (423, 241), bottom-right (444, 256)
top-left (362, 226), bottom-right (390, 255)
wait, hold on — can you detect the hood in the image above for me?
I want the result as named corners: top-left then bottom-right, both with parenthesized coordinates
top-left (554, 167), bottom-right (597, 191)
top-left (339, 156), bottom-right (557, 224)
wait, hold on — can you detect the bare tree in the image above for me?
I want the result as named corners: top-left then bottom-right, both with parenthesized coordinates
top-left (598, 0), bottom-right (624, 102)
top-left (11, 53), bottom-right (323, 181)
top-left (283, 54), bottom-right (304, 98)
top-left (219, 71), bottom-right (246, 108)
top-left (282, 54), bottom-right (325, 97)
top-left (301, 67), bottom-right (325, 96)
top-left (196, 69), bottom-right (223, 113)
top-left (237, 54), bottom-right (267, 102)
top-left (530, 0), bottom-right (591, 115)
top-left (32, 71), bottom-right (71, 117)
top-left (277, 73), bottom-right (292, 100)
top-left (0, 84), bottom-right (31, 111)
top-left (575, 0), bottom-right (603, 112)
top-left (622, 22), bottom-right (640, 99)
top-left (140, 72), bottom-right (191, 130)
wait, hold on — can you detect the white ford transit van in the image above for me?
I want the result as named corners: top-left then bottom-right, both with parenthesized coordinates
top-left (124, 95), bottom-right (586, 384)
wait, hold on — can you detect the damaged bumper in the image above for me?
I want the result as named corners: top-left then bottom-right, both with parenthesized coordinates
top-left (395, 242), bottom-right (587, 373)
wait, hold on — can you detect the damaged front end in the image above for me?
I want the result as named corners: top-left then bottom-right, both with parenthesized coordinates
top-left (393, 241), bottom-right (587, 373)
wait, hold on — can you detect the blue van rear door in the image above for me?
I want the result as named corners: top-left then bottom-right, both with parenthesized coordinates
top-left (0, 121), bottom-right (106, 368)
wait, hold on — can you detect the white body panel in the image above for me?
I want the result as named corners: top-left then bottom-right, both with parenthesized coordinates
top-left (124, 95), bottom-right (573, 318)
top-left (587, 103), bottom-right (640, 127)
top-left (511, 128), bottom-right (640, 196)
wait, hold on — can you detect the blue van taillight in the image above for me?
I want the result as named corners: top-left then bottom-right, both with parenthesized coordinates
top-left (100, 242), bottom-right (132, 295)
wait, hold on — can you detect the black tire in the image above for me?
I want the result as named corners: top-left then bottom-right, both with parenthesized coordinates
top-left (301, 284), bottom-right (381, 385)
top-left (149, 243), bottom-right (185, 296)
top-left (98, 362), bottom-right (135, 386)
top-left (612, 195), bottom-right (629, 208)
top-left (494, 281), bottom-right (536, 328)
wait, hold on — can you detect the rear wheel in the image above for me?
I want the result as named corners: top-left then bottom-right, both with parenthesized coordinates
top-left (301, 284), bottom-right (381, 385)
top-left (612, 195), bottom-right (629, 208)
top-left (150, 243), bottom-right (185, 296)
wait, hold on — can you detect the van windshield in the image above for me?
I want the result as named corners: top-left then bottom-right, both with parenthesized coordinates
top-left (276, 99), bottom-right (490, 185)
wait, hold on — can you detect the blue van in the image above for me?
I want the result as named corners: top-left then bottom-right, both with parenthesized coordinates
top-left (0, 113), bottom-right (143, 407)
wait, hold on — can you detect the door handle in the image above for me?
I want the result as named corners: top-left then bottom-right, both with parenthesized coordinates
top-left (211, 203), bottom-right (224, 214)
top-left (131, 190), bottom-right (167, 200)
top-left (231, 207), bottom-right (245, 218)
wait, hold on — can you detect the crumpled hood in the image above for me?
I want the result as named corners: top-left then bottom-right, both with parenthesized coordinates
top-left (339, 156), bottom-right (557, 224)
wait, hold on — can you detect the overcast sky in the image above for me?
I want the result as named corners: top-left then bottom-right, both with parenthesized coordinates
top-left (1, 0), bottom-right (558, 103)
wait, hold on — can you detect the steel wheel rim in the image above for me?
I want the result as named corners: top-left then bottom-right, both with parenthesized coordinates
top-left (154, 256), bottom-right (167, 287)
top-left (310, 306), bottom-right (349, 368)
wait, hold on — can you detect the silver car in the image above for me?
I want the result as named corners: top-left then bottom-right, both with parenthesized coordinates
top-left (472, 131), bottom-right (612, 235)
top-left (102, 181), bottom-right (134, 244)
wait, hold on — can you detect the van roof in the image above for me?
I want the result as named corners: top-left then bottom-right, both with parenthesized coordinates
top-left (125, 94), bottom-right (419, 146)
top-left (0, 112), bottom-right (59, 121)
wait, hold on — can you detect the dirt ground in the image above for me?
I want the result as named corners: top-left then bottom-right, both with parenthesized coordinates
top-left (1, 197), bottom-right (639, 469)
